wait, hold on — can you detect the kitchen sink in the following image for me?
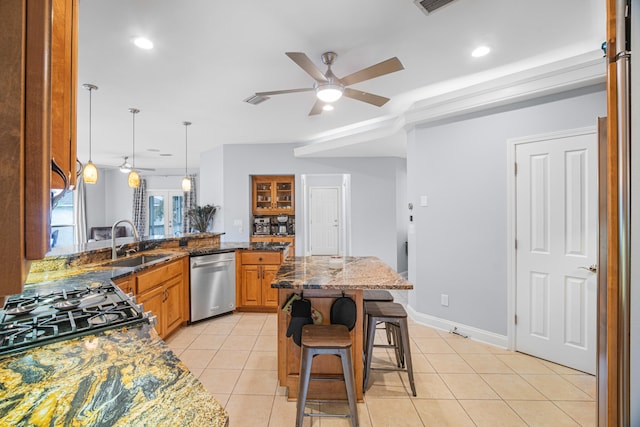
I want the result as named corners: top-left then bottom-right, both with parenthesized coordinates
top-left (105, 254), bottom-right (172, 268)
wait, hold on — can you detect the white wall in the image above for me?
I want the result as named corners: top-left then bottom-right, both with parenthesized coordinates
top-left (407, 86), bottom-right (606, 336)
top-left (83, 168), bottom-right (198, 237)
top-left (199, 146), bottom-right (225, 233)
top-left (199, 143), bottom-right (404, 269)
top-left (395, 163), bottom-right (408, 274)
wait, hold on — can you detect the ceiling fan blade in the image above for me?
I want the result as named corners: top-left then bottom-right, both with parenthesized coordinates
top-left (343, 88), bottom-right (390, 107)
top-left (255, 88), bottom-right (314, 96)
top-left (340, 57), bottom-right (404, 86)
top-left (308, 99), bottom-right (324, 116)
top-left (285, 52), bottom-right (328, 83)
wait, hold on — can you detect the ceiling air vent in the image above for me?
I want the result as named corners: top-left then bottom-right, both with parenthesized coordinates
top-left (244, 94), bottom-right (270, 105)
top-left (413, 0), bottom-right (456, 15)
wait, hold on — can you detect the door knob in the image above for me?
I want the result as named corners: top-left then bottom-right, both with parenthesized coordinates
top-left (579, 264), bottom-right (598, 273)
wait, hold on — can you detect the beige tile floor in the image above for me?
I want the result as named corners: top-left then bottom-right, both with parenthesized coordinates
top-left (165, 312), bottom-right (596, 427)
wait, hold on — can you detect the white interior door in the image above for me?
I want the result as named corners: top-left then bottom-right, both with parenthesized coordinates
top-left (515, 130), bottom-right (598, 374)
top-left (148, 190), bottom-right (184, 237)
top-left (309, 187), bottom-right (339, 255)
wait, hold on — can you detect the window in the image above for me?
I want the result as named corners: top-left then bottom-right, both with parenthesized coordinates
top-left (147, 190), bottom-right (184, 237)
top-left (51, 190), bottom-right (75, 247)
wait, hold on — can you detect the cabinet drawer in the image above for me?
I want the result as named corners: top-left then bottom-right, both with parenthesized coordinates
top-left (241, 251), bottom-right (281, 265)
top-left (136, 260), bottom-right (183, 294)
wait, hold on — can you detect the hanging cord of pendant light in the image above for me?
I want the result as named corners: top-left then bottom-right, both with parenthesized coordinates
top-left (182, 121), bottom-right (192, 191)
top-left (82, 84), bottom-right (99, 184)
top-left (127, 108), bottom-right (141, 188)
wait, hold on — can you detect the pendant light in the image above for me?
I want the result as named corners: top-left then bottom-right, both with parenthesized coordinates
top-left (127, 108), bottom-right (141, 188)
top-left (82, 84), bottom-right (99, 184)
top-left (181, 121), bottom-right (192, 192)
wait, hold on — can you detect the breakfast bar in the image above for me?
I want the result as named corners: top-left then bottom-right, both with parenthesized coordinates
top-left (271, 256), bottom-right (413, 401)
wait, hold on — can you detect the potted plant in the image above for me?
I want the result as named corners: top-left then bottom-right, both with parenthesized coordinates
top-left (186, 204), bottom-right (218, 232)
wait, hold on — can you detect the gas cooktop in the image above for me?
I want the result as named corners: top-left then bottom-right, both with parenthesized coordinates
top-left (0, 282), bottom-right (155, 355)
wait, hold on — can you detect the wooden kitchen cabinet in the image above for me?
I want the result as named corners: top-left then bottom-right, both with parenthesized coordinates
top-left (252, 175), bottom-right (295, 215)
top-left (236, 251), bottom-right (284, 312)
top-left (50, 0), bottom-right (78, 190)
top-left (112, 256), bottom-right (189, 339)
top-left (1, 0), bottom-right (54, 296)
top-left (113, 276), bottom-right (134, 294)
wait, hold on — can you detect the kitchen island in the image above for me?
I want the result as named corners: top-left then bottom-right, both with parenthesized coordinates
top-left (271, 256), bottom-right (413, 401)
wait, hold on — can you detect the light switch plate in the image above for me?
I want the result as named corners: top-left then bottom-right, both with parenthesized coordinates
top-left (420, 195), bottom-right (428, 206)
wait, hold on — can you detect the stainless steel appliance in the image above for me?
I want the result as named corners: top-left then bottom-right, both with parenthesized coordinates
top-left (254, 217), bottom-right (270, 235)
top-left (189, 252), bottom-right (236, 322)
top-left (277, 215), bottom-right (289, 235)
top-left (0, 283), bottom-right (154, 355)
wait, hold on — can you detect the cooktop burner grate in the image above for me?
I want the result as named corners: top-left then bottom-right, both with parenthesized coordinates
top-left (0, 283), bottom-right (149, 355)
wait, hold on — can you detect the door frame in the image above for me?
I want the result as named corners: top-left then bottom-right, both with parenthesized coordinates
top-left (301, 174), bottom-right (352, 257)
top-left (146, 189), bottom-right (185, 236)
top-left (506, 126), bottom-right (597, 351)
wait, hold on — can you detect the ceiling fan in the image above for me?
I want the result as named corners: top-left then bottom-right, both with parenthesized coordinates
top-left (251, 51), bottom-right (404, 116)
top-left (116, 156), bottom-right (155, 173)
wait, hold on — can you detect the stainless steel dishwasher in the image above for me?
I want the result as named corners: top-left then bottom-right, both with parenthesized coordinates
top-left (190, 251), bottom-right (236, 322)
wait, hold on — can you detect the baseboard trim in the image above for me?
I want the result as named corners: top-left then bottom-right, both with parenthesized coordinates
top-left (406, 305), bottom-right (509, 349)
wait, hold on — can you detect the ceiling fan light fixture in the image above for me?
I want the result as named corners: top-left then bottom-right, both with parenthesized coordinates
top-left (119, 162), bottom-right (132, 173)
top-left (315, 83), bottom-right (344, 103)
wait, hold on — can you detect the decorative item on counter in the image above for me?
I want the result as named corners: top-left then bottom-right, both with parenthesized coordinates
top-left (329, 256), bottom-right (343, 269)
top-left (186, 204), bottom-right (219, 232)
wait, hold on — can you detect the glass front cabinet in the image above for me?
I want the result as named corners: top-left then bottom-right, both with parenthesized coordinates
top-left (252, 175), bottom-right (294, 215)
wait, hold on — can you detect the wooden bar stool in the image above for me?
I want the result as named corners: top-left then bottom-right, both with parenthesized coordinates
top-left (363, 290), bottom-right (396, 361)
top-left (296, 324), bottom-right (359, 427)
top-left (363, 301), bottom-right (416, 397)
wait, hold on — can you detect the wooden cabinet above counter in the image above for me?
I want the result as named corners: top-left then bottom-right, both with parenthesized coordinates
top-left (252, 175), bottom-right (295, 215)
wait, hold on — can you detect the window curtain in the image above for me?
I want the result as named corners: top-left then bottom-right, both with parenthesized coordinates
top-left (74, 176), bottom-right (88, 244)
top-left (182, 173), bottom-right (197, 233)
top-left (132, 178), bottom-right (147, 237)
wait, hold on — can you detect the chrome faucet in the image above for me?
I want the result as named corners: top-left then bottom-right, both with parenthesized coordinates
top-left (111, 219), bottom-right (140, 260)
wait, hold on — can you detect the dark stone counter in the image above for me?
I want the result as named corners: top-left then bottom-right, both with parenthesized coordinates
top-left (0, 323), bottom-right (228, 426)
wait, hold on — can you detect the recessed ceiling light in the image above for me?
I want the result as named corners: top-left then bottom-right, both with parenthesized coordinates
top-left (146, 148), bottom-right (160, 152)
top-left (159, 153), bottom-right (173, 157)
top-left (471, 46), bottom-right (491, 58)
top-left (133, 37), bottom-right (154, 50)
top-left (322, 104), bottom-right (334, 111)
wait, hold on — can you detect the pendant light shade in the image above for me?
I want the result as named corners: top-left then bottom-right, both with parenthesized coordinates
top-left (181, 176), bottom-right (192, 192)
top-left (83, 161), bottom-right (98, 183)
top-left (128, 108), bottom-right (140, 188)
top-left (128, 170), bottom-right (140, 188)
top-left (82, 84), bottom-right (99, 184)
top-left (181, 121), bottom-right (192, 192)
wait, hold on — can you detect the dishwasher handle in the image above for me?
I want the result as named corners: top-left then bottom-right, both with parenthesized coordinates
top-left (192, 259), bottom-right (233, 269)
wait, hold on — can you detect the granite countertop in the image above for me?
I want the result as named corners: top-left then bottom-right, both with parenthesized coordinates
top-left (26, 241), bottom-right (290, 285)
top-left (0, 323), bottom-right (228, 426)
top-left (271, 256), bottom-right (413, 290)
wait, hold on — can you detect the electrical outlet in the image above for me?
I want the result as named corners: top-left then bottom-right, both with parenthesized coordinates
top-left (441, 294), bottom-right (449, 307)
